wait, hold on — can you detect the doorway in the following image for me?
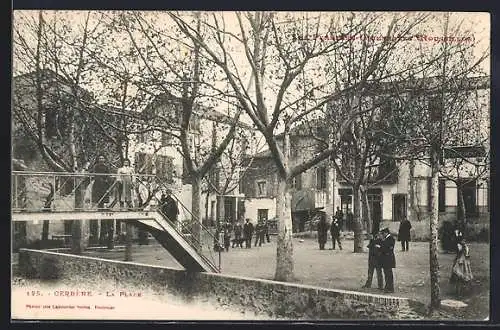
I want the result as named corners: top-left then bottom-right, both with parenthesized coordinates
top-left (257, 209), bottom-right (269, 223)
top-left (392, 194), bottom-right (407, 223)
top-left (367, 189), bottom-right (382, 232)
top-left (457, 179), bottom-right (477, 221)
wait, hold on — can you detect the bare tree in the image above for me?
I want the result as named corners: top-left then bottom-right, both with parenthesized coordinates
top-left (168, 11), bottom-right (435, 279)
top-left (94, 11), bottom-right (249, 244)
top-left (384, 12), bottom-right (489, 310)
top-left (12, 11), bottom-right (127, 251)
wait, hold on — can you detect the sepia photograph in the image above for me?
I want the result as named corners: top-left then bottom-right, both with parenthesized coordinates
top-left (11, 10), bottom-right (490, 321)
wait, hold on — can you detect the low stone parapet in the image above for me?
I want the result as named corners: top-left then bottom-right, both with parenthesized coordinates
top-left (17, 248), bottom-right (425, 320)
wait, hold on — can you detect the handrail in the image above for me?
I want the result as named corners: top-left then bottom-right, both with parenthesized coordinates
top-left (150, 178), bottom-right (220, 270)
top-left (11, 170), bottom-right (220, 271)
top-left (12, 171), bottom-right (158, 178)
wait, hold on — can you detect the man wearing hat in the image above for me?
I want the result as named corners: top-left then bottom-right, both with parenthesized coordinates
top-left (379, 227), bottom-right (396, 293)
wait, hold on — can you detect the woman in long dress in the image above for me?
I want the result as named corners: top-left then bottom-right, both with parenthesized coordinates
top-left (116, 159), bottom-right (135, 209)
top-left (450, 236), bottom-right (473, 296)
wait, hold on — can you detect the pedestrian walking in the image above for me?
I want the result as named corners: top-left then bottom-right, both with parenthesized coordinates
top-left (362, 232), bottom-right (383, 289)
top-left (317, 213), bottom-right (328, 250)
top-left (450, 236), bottom-right (473, 296)
top-left (398, 217), bottom-right (412, 251)
top-left (379, 227), bottom-right (396, 293)
top-left (243, 218), bottom-right (254, 249)
top-left (329, 215), bottom-right (343, 250)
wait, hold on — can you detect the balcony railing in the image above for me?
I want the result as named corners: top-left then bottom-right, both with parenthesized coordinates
top-left (11, 171), bottom-right (220, 271)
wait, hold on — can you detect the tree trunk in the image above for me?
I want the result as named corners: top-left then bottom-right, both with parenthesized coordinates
top-left (124, 222), bottom-right (133, 261)
top-left (352, 185), bottom-right (364, 252)
top-left (218, 194), bottom-right (225, 228)
top-left (361, 186), bottom-right (372, 235)
top-left (106, 220), bottom-right (114, 249)
top-left (42, 221), bottom-right (49, 241)
top-left (458, 187), bottom-right (467, 230)
top-left (72, 179), bottom-right (85, 254)
top-left (191, 175), bottom-right (202, 247)
top-left (429, 149), bottom-right (441, 309)
top-left (409, 159), bottom-right (421, 222)
top-left (274, 177), bottom-right (294, 282)
top-left (325, 166), bottom-right (334, 221)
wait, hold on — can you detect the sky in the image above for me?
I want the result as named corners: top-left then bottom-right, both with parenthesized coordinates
top-left (12, 10), bottom-right (490, 134)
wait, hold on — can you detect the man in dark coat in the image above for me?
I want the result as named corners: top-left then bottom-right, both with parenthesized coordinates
top-left (379, 227), bottom-right (396, 293)
top-left (317, 213), bottom-right (328, 250)
top-left (92, 155), bottom-right (112, 210)
top-left (335, 207), bottom-right (344, 231)
top-left (362, 232), bottom-right (383, 289)
top-left (254, 221), bottom-right (265, 247)
top-left (92, 155), bottom-right (114, 249)
top-left (161, 191), bottom-right (179, 223)
top-left (243, 218), bottom-right (254, 249)
top-left (264, 220), bottom-right (271, 243)
top-left (232, 221), bottom-right (243, 248)
top-left (330, 216), bottom-right (343, 250)
top-left (398, 218), bottom-right (412, 251)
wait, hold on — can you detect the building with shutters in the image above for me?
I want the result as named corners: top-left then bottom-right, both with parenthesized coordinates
top-left (134, 93), bottom-right (256, 226)
top-left (240, 75), bottom-right (490, 235)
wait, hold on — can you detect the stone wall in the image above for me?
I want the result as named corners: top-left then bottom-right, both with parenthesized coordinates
top-left (18, 248), bottom-right (425, 320)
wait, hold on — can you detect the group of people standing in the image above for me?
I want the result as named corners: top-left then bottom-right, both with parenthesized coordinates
top-left (86, 155), bottom-right (136, 210)
top-left (214, 218), bottom-right (271, 252)
top-left (317, 211), bottom-right (343, 251)
top-left (362, 227), bottom-right (396, 293)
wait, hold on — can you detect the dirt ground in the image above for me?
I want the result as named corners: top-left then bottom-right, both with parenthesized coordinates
top-left (39, 236), bottom-right (490, 320)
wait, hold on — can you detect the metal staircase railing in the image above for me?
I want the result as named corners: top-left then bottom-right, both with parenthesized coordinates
top-left (11, 171), bottom-right (221, 272)
top-left (136, 176), bottom-right (220, 272)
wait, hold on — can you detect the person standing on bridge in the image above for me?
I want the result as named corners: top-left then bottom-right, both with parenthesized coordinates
top-left (116, 159), bottom-right (135, 210)
top-left (92, 155), bottom-right (114, 249)
top-left (92, 155), bottom-right (112, 210)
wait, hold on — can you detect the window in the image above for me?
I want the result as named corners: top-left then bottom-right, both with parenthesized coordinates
top-left (45, 109), bottom-right (59, 138)
top-left (161, 132), bottom-right (173, 146)
top-left (438, 179), bottom-right (446, 212)
top-left (258, 209), bottom-right (269, 222)
top-left (155, 155), bottom-right (174, 182)
top-left (316, 166), bottom-right (327, 190)
top-left (137, 132), bottom-right (145, 144)
top-left (257, 181), bottom-right (267, 196)
top-left (135, 152), bottom-right (153, 174)
top-left (291, 173), bottom-right (302, 190)
top-left (429, 96), bottom-right (443, 122)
